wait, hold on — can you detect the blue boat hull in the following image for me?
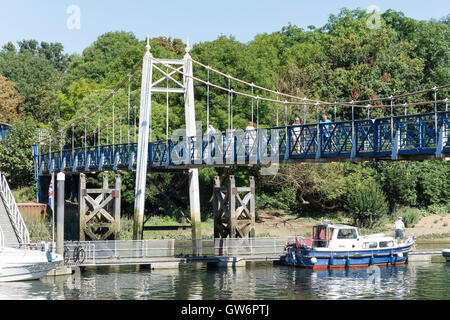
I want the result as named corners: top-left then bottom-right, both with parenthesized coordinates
top-left (284, 244), bottom-right (414, 269)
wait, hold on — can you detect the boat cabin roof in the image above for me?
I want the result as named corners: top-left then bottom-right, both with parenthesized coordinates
top-left (314, 223), bottom-right (358, 230)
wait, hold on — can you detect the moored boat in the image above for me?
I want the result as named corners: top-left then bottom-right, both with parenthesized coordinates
top-left (283, 223), bottom-right (415, 270)
top-left (443, 249), bottom-right (450, 263)
top-left (0, 227), bottom-right (63, 282)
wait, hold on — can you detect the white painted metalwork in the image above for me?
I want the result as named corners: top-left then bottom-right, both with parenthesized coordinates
top-left (134, 37), bottom-right (202, 244)
top-left (0, 173), bottom-right (29, 244)
top-left (133, 37), bottom-right (153, 240)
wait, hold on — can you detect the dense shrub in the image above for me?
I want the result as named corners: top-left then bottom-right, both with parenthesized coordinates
top-left (395, 207), bottom-right (425, 227)
top-left (345, 178), bottom-right (389, 228)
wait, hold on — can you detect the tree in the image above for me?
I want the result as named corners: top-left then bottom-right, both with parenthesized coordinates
top-left (57, 78), bottom-right (101, 120)
top-left (375, 162), bottom-right (418, 210)
top-left (0, 74), bottom-right (24, 122)
top-left (0, 49), bottom-right (61, 123)
top-left (345, 176), bottom-right (389, 228)
top-left (0, 117), bottom-right (38, 188)
top-left (63, 31), bottom-right (140, 86)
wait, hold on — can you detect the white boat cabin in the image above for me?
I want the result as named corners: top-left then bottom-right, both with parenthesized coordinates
top-left (312, 223), bottom-right (398, 251)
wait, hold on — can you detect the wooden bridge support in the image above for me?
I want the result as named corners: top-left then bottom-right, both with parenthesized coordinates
top-left (79, 173), bottom-right (121, 241)
top-left (213, 175), bottom-right (255, 238)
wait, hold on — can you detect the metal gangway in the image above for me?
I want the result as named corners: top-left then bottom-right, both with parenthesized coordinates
top-left (62, 237), bottom-right (291, 267)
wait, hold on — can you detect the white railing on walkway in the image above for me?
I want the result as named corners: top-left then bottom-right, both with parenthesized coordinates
top-left (0, 173), bottom-right (30, 244)
top-left (64, 237), bottom-right (293, 265)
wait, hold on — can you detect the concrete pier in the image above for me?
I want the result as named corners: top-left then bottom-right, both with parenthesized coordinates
top-left (150, 262), bottom-right (180, 270)
top-left (44, 266), bottom-right (73, 277)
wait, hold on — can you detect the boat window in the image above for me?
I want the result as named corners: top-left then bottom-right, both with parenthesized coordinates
top-left (337, 229), bottom-right (357, 239)
top-left (379, 241), bottom-right (394, 248)
top-left (363, 242), bottom-right (377, 249)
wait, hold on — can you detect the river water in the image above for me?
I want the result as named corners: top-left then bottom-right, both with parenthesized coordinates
top-left (0, 261), bottom-right (448, 300)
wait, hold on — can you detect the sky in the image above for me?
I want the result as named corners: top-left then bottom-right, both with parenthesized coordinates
top-left (0, 0), bottom-right (449, 55)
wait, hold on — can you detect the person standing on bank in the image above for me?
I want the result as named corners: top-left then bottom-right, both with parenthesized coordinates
top-left (394, 216), bottom-right (405, 240)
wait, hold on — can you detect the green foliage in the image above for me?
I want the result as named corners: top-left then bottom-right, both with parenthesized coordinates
top-left (427, 203), bottom-right (450, 216)
top-left (1, 9), bottom-right (449, 233)
top-left (57, 78), bottom-right (102, 120)
top-left (345, 175), bottom-right (389, 228)
top-left (0, 117), bottom-right (38, 188)
top-left (12, 186), bottom-right (37, 203)
top-left (415, 161), bottom-right (450, 207)
top-left (25, 219), bottom-right (52, 243)
top-left (0, 41), bottom-right (67, 123)
top-left (0, 74), bottom-right (24, 122)
top-left (375, 162), bottom-right (418, 209)
top-left (256, 186), bottom-right (297, 211)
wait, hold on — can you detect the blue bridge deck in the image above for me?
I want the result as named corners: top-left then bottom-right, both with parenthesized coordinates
top-left (0, 123), bottom-right (11, 141)
top-left (34, 111), bottom-right (449, 175)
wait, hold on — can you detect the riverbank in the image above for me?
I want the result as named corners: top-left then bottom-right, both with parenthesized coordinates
top-left (24, 208), bottom-right (450, 242)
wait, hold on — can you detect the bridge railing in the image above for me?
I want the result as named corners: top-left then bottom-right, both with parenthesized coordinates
top-left (34, 111), bottom-right (450, 174)
top-left (0, 123), bottom-right (11, 141)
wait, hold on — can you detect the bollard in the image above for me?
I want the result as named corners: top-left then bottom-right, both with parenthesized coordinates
top-left (56, 172), bottom-right (65, 255)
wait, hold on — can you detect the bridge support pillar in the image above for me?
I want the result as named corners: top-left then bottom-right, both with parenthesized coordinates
top-left (189, 169), bottom-right (202, 255)
top-left (79, 173), bottom-right (121, 241)
top-left (213, 176), bottom-right (255, 239)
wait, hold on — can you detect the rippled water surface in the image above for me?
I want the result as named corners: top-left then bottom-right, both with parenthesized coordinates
top-left (0, 262), bottom-right (449, 300)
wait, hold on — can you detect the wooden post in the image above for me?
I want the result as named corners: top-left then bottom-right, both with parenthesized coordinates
top-left (114, 174), bottom-right (121, 240)
top-left (213, 175), bottom-right (255, 239)
top-left (79, 173), bottom-right (86, 241)
top-left (56, 172), bottom-right (65, 254)
top-left (213, 176), bottom-right (221, 239)
top-left (229, 175), bottom-right (236, 238)
top-left (79, 172), bottom-right (121, 241)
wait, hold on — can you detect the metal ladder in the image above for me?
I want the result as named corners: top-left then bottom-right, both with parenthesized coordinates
top-left (0, 173), bottom-right (30, 245)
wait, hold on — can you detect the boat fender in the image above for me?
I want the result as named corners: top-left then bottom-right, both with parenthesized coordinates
top-left (397, 252), bottom-right (403, 258)
top-left (345, 257), bottom-right (351, 268)
top-left (291, 252), bottom-right (297, 264)
top-left (369, 256), bottom-right (374, 265)
top-left (329, 255), bottom-right (334, 266)
top-left (390, 255), bottom-right (395, 265)
top-left (46, 250), bottom-right (53, 262)
top-left (310, 257), bottom-right (317, 264)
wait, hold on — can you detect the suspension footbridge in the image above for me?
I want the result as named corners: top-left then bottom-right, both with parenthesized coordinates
top-left (30, 37), bottom-right (449, 243)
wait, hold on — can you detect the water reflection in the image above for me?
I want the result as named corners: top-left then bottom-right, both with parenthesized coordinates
top-left (0, 262), bottom-right (448, 300)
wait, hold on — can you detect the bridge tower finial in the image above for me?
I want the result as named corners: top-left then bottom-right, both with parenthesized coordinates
top-left (185, 37), bottom-right (190, 54)
top-left (145, 35), bottom-right (151, 52)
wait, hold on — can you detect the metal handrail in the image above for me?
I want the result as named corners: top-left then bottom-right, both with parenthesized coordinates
top-left (0, 173), bottom-right (30, 244)
top-left (0, 225), bottom-right (4, 250)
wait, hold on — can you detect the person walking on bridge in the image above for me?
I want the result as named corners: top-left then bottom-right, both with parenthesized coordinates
top-left (291, 117), bottom-right (301, 153)
top-left (319, 114), bottom-right (335, 151)
top-left (245, 121), bottom-right (256, 155)
top-left (204, 123), bottom-right (217, 159)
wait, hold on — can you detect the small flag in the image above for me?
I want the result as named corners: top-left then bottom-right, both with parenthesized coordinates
top-left (48, 176), bottom-right (54, 212)
top-left (295, 236), bottom-right (300, 248)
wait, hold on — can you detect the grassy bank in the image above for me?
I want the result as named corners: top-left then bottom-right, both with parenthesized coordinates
top-left (22, 204), bottom-right (450, 242)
